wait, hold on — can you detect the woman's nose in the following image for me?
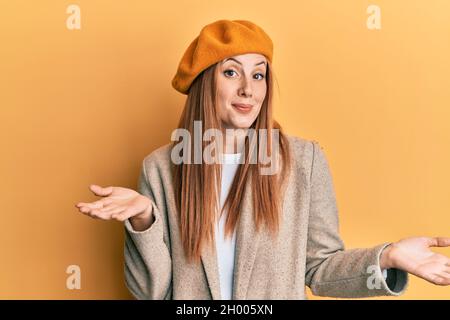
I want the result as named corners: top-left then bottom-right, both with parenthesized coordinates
top-left (238, 78), bottom-right (252, 97)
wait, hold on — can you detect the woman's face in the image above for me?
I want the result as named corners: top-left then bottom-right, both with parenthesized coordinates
top-left (215, 53), bottom-right (268, 130)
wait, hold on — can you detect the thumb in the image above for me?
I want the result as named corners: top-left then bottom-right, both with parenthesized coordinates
top-left (90, 184), bottom-right (113, 196)
top-left (428, 237), bottom-right (450, 247)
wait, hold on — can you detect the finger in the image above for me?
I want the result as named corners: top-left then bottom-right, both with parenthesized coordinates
top-left (99, 206), bottom-right (126, 217)
top-left (77, 199), bottom-right (113, 210)
top-left (76, 202), bottom-right (93, 208)
top-left (430, 274), bottom-right (447, 286)
top-left (428, 237), bottom-right (450, 247)
top-left (90, 184), bottom-right (114, 197)
top-left (80, 207), bottom-right (99, 219)
top-left (94, 206), bottom-right (128, 220)
top-left (78, 206), bottom-right (92, 214)
top-left (88, 212), bottom-right (100, 219)
top-left (88, 213), bottom-right (100, 219)
top-left (90, 208), bottom-right (114, 220)
top-left (434, 273), bottom-right (450, 286)
top-left (75, 204), bottom-right (99, 218)
top-left (79, 206), bottom-right (100, 219)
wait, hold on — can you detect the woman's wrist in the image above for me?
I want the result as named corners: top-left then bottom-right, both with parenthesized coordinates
top-left (130, 200), bottom-right (154, 231)
top-left (380, 244), bottom-right (395, 270)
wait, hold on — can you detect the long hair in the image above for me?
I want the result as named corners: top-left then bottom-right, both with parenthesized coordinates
top-left (171, 60), bottom-right (292, 264)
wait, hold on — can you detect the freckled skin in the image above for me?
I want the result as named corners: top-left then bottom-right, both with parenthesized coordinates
top-left (215, 53), bottom-right (268, 152)
top-left (215, 53), bottom-right (267, 129)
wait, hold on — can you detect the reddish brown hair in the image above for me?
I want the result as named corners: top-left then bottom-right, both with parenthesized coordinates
top-left (171, 61), bottom-right (292, 264)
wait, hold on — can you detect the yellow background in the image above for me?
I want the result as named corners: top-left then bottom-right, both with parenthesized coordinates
top-left (1, 0), bottom-right (449, 299)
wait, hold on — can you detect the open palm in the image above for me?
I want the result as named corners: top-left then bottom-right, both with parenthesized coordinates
top-left (388, 237), bottom-right (450, 286)
top-left (75, 184), bottom-right (151, 221)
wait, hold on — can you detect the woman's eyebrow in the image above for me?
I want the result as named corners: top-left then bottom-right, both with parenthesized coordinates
top-left (222, 57), bottom-right (266, 67)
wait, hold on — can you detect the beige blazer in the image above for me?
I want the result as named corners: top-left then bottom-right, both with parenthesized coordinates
top-left (123, 135), bottom-right (408, 299)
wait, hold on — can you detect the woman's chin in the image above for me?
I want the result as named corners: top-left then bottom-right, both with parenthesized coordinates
top-left (227, 117), bottom-right (256, 130)
top-left (229, 122), bottom-right (253, 130)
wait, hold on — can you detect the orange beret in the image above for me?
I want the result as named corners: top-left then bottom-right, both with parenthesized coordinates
top-left (171, 19), bottom-right (274, 95)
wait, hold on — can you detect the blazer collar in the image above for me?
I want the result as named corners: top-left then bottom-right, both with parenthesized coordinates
top-left (200, 170), bottom-right (261, 300)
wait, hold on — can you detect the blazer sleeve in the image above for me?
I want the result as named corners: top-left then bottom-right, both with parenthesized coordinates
top-left (123, 160), bottom-right (172, 300)
top-left (304, 141), bottom-right (408, 298)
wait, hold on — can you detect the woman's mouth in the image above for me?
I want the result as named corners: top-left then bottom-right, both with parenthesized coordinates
top-left (232, 103), bottom-right (253, 114)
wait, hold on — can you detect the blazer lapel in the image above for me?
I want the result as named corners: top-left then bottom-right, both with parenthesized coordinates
top-left (232, 170), bottom-right (261, 300)
top-left (200, 227), bottom-right (222, 300)
top-left (200, 169), bottom-right (261, 300)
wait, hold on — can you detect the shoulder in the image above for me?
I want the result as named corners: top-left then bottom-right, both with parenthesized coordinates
top-left (284, 133), bottom-right (324, 161)
top-left (284, 134), bottom-right (332, 181)
top-left (141, 142), bottom-right (173, 174)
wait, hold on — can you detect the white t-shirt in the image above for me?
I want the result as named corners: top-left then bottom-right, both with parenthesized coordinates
top-left (215, 152), bottom-right (242, 300)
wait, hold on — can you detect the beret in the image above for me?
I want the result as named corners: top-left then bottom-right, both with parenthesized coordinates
top-left (171, 19), bottom-right (274, 94)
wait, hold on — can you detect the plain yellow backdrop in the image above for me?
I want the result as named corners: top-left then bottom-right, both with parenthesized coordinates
top-left (0, 0), bottom-right (449, 299)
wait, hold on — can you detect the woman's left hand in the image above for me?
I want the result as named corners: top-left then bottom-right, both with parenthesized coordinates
top-left (381, 236), bottom-right (450, 286)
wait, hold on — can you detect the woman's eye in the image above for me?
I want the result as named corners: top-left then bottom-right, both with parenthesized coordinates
top-left (224, 69), bottom-right (237, 77)
top-left (254, 73), bottom-right (265, 80)
top-left (224, 70), bottom-right (265, 80)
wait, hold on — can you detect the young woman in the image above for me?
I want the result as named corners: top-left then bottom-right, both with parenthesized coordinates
top-left (75, 20), bottom-right (450, 300)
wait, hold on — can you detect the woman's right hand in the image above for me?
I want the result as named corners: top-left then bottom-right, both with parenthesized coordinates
top-left (75, 184), bottom-right (152, 223)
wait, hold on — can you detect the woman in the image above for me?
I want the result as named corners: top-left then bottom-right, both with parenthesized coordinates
top-left (75, 20), bottom-right (450, 300)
